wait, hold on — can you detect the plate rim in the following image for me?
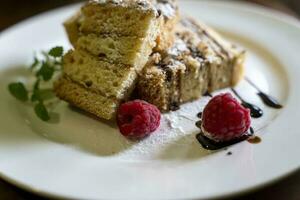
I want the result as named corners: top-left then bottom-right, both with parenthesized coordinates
top-left (0, 0), bottom-right (300, 199)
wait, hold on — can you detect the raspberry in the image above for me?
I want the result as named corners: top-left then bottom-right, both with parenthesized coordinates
top-left (117, 100), bottom-right (161, 140)
top-left (201, 93), bottom-right (251, 142)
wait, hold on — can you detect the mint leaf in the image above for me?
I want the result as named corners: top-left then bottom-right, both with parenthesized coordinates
top-left (37, 62), bottom-right (54, 81)
top-left (48, 46), bottom-right (63, 58)
top-left (8, 45), bottom-right (64, 123)
top-left (34, 102), bottom-right (50, 121)
top-left (8, 82), bottom-right (28, 102)
top-left (33, 79), bottom-right (40, 91)
top-left (31, 79), bottom-right (41, 102)
top-left (30, 57), bottom-right (39, 70)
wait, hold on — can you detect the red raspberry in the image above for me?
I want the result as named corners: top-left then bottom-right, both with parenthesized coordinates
top-left (117, 100), bottom-right (161, 140)
top-left (201, 93), bottom-right (251, 142)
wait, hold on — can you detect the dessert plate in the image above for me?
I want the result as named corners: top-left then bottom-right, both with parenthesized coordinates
top-left (0, 0), bottom-right (299, 199)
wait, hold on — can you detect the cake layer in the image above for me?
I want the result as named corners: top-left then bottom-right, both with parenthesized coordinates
top-left (80, 0), bottom-right (159, 37)
top-left (62, 50), bottom-right (137, 100)
top-left (153, 0), bottom-right (179, 51)
top-left (54, 76), bottom-right (119, 120)
top-left (179, 18), bottom-right (245, 90)
top-left (136, 17), bottom-right (245, 111)
top-left (137, 52), bottom-right (186, 111)
top-left (63, 11), bottom-right (81, 46)
top-left (55, 49), bottom-right (137, 120)
top-left (76, 33), bottom-right (155, 68)
top-left (64, 0), bottom-right (179, 50)
top-left (58, 1), bottom-right (180, 120)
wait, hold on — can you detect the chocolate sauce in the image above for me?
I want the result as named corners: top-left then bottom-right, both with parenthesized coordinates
top-left (197, 112), bottom-right (202, 118)
top-left (248, 136), bottom-right (262, 144)
top-left (181, 18), bottom-right (229, 58)
top-left (250, 127), bottom-right (254, 135)
top-left (204, 91), bottom-right (213, 97)
top-left (231, 88), bottom-right (263, 118)
top-left (257, 92), bottom-right (283, 109)
top-left (195, 120), bottom-right (202, 128)
top-left (202, 29), bottom-right (230, 58)
top-left (196, 132), bottom-right (253, 150)
top-left (176, 68), bottom-right (182, 111)
top-left (247, 127), bottom-right (261, 143)
top-left (245, 77), bottom-right (283, 109)
top-left (242, 102), bottom-right (263, 118)
top-left (195, 120), bottom-right (257, 150)
top-left (165, 68), bottom-right (173, 82)
top-left (189, 46), bottom-right (204, 60)
top-left (193, 77), bottom-right (276, 150)
top-left (170, 102), bottom-right (180, 111)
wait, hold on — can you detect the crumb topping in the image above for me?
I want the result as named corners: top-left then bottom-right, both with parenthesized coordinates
top-left (89, 0), bottom-right (178, 18)
top-left (155, 0), bottom-right (178, 19)
top-left (89, 0), bottom-right (156, 13)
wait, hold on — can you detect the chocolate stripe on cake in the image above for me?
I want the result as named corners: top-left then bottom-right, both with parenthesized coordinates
top-left (180, 18), bottom-right (230, 59)
top-left (136, 17), bottom-right (245, 112)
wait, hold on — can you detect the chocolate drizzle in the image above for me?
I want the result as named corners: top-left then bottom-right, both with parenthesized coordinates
top-left (180, 18), bottom-right (230, 59)
top-left (231, 88), bottom-right (264, 118)
top-left (204, 91), bottom-right (213, 97)
top-left (195, 116), bottom-right (255, 150)
top-left (248, 136), bottom-right (262, 144)
top-left (197, 112), bottom-right (202, 118)
top-left (196, 124), bottom-right (261, 150)
top-left (257, 92), bottom-right (283, 108)
top-left (250, 127), bottom-right (254, 135)
top-left (196, 132), bottom-right (253, 151)
top-left (195, 120), bottom-right (202, 129)
top-left (245, 77), bottom-right (283, 109)
top-left (169, 102), bottom-right (180, 111)
top-left (194, 89), bottom-right (266, 150)
top-left (188, 45), bottom-right (205, 61)
top-left (201, 29), bottom-right (230, 58)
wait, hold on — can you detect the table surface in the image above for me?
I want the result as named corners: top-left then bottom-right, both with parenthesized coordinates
top-left (0, 0), bottom-right (299, 199)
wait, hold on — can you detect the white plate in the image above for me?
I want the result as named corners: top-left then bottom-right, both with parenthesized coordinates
top-left (0, 0), bottom-right (299, 199)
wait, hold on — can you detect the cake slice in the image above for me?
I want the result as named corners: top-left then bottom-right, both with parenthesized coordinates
top-left (54, 50), bottom-right (137, 120)
top-left (75, 33), bottom-right (156, 69)
top-left (56, 0), bottom-right (179, 120)
top-left (153, 0), bottom-right (179, 51)
top-left (79, 0), bottom-right (179, 38)
top-left (64, 0), bottom-right (179, 56)
top-left (136, 17), bottom-right (246, 111)
top-left (80, 0), bottom-right (160, 37)
top-left (68, 0), bottom-right (162, 69)
top-left (63, 11), bottom-right (81, 46)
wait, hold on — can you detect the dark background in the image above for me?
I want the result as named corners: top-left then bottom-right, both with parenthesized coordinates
top-left (0, 0), bottom-right (299, 199)
top-left (0, 0), bottom-right (300, 31)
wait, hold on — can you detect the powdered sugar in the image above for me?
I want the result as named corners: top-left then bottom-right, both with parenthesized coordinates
top-left (35, 97), bottom-right (211, 161)
top-left (117, 98), bottom-right (210, 160)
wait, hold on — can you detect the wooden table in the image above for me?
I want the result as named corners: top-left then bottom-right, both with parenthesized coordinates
top-left (0, 0), bottom-right (299, 199)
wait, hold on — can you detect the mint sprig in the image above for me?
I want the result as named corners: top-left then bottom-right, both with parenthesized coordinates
top-left (8, 46), bottom-right (64, 121)
top-left (30, 57), bottom-right (39, 70)
top-left (37, 62), bottom-right (55, 81)
top-left (8, 82), bottom-right (28, 102)
top-left (48, 46), bottom-right (63, 58)
top-left (34, 102), bottom-right (50, 121)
